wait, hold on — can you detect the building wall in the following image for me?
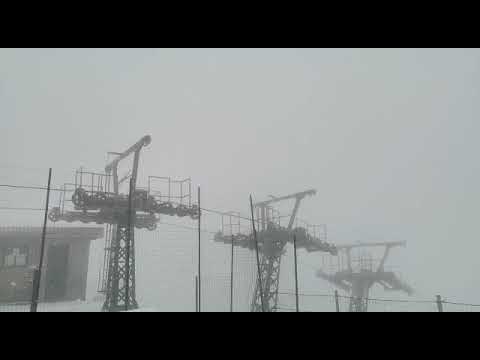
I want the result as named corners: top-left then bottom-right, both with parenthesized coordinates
top-left (0, 241), bottom-right (36, 302)
top-left (65, 240), bottom-right (91, 301)
top-left (0, 227), bottom-right (102, 303)
top-left (37, 238), bottom-right (92, 302)
top-left (0, 267), bottom-right (33, 301)
top-left (0, 240), bottom-right (92, 302)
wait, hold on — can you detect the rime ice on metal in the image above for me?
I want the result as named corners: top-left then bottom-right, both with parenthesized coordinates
top-left (47, 136), bottom-right (200, 311)
top-left (214, 189), bottom-right (337, 312)
top-left (316, 241), bottom-right (413, 312)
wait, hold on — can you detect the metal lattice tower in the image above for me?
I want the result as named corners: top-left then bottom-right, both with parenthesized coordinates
top-left (316, 241), bottom-right (414, 312)
top-left (102, 223), bottom-right (138, 311)
top-left (214, 190), bottom-right (338, 312)
top-left (250, 231), bottom-right (285, 312)
top-left (48, 135), bottom-right (200, 311)
top-left (100, 136), bottom-right (148, 311)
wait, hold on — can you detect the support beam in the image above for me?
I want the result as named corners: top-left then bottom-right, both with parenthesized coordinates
top-left (287, 198), bottom-right (302, 231)
top-left (376, 245), bottom-right (391, 272)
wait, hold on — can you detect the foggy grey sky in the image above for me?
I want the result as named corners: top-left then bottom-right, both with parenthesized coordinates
top-left (1, 48), bottom-right (480, 307)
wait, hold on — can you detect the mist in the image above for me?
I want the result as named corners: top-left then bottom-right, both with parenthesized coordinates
top-left (1, 48), bottom-right (479, 311)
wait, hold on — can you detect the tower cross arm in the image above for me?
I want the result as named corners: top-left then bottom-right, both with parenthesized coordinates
top-left (253, 189), bottom-right (316, 207)
top-left (105, 135), bottom-right (151, 174)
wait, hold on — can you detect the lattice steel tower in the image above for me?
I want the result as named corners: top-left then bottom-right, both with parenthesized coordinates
top-left (214, 190), bottom-right (337, 312)
top-left (48, 136), bottom-right (199, 311)
top-left (316, 241), bottom-right (413, 312)
top-left (100, 136), bottom-right (150, 311)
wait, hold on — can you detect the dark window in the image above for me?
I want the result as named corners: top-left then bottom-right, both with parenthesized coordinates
top-left (2, 247), bottom-right (28, 268)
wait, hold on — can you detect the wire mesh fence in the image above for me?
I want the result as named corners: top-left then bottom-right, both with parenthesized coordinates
top-left (441, 301), bottom-right (480, 312)
top-left (363, 297), bottom-right (438, 312)
top-left (260, 292), bottom-right (480, 312)
top-left (199, 208), bottom-right (258, 312)
top-left (4, 292), bottom-right (480, 312)
top-left (2, 166), bottom-right (480, 312)
top-left (0, 300), bottom-right (104, 312)
top-left (276, 292), bottom-right (337, 312)
top-left (0, 301), bottom-right (32, 312)
top-left (0, 165), bottom-right (258, 312)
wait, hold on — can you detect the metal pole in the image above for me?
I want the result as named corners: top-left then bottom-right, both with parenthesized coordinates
top-left (125, 177), bottom-right (133, 311)
top-left (250, 195), bottom-right (265, 312)
top-left (230, 235), bottom-right (234, 313)
top-left (195, 276), bottom-right (199, 312)
top-left (30, 168), bottom-right (52, 312)
top-left (197, 186), bottom-right (201, 312)
top-left (335, 290), bottom-right (340, 312)
top-left (436, 295), bottom-right (443, 312)
top-left (293, 233), bottom-right (299, 313)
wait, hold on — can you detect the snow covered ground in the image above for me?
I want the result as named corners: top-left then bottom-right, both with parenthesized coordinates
top-left (0, 300), bottom-right (161, 312)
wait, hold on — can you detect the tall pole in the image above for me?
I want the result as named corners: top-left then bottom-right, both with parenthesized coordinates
top-left (293, 233), bottom-right (299, 313)
top-left (195, 276), bottom-right (199, 312)
top-left (250, 195), bottom-right (265, 312)
top-left (197, 186), bottom-right (201, 312)
top-left (230, 235), bottom-right (234, 313)
top-left (335, 290), bottom-right (340, 312)
top-left (125, 177), bottom-right (133, 311)
top-left (436, 295), bottom-right (444, 312)
top-left (30, 168), bottom-right (52, 312)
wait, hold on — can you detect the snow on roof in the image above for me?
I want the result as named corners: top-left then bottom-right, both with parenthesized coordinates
top-left (0, 226), bottom-right (104, 242)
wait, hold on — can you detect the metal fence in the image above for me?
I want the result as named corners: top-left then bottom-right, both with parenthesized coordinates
top-left (2, 166), bottom-right (480, 312)
top-left (272, 292), bottom-right (480, 312)
top-left (3, 294), bottom-right (480, 312)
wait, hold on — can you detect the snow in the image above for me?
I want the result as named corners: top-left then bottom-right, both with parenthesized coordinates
top-left (1, 300), bottom-right (163, 312)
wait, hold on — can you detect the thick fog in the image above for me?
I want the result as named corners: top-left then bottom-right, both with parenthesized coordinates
top-left (1, 48), bottom-right (479, 310)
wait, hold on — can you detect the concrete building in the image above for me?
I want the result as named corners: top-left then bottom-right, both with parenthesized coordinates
top-left (0, 226), bottom-right (103, 303)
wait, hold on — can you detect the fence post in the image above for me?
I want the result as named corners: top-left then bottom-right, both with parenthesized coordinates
top-left (30, 168), bottom-right (52, 312)
top-left (436, 295), bottom-right (443, 312)
top-left (335, 290), bottom-right (340, 312)
top-left (30, 269), bottom-right (41, 311)
top-left (195, 276), bottom-right (199, 313)
top-left (197, 187), bottom-right (201, 313)
top-left (293, 233), bottom-right (299, 313)
top-left (230, 235), bottom-right (234, 313)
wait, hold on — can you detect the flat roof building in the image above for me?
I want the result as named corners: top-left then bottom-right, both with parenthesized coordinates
top-left (0, 227), bottom-right (103, 303)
